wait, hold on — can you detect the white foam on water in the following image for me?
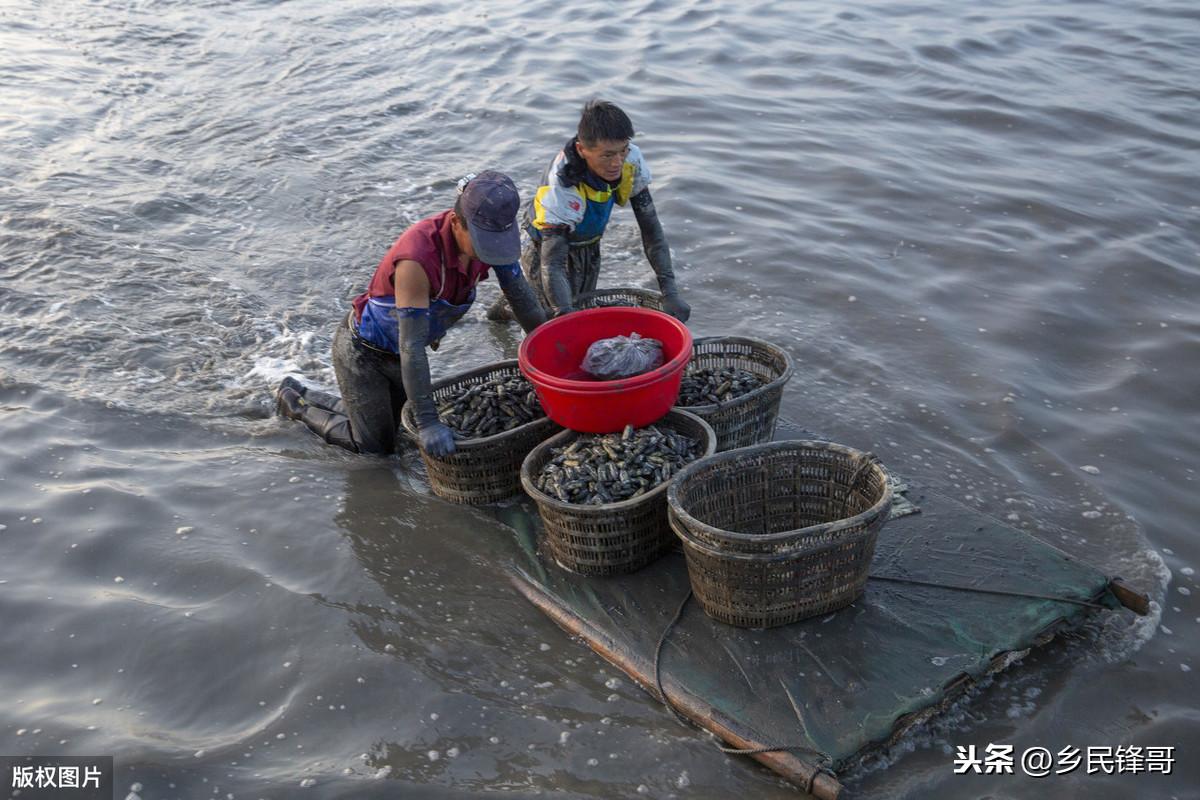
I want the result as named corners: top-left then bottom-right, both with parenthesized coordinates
top-left (239, 356), bottom-right (310, 390)
top-left (1094, 547), bottom-right (1171, 664)
top-left (111, 366), bottom-right (168, 386)
top-left (229, 325), bottom-right (337, 395)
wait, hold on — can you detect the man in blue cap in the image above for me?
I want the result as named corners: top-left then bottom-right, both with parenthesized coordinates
top-left (276, 171), bottom-right (546, 455)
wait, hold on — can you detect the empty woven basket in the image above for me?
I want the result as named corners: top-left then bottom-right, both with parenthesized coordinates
top-left (668, 440), bottom-right (892, 628)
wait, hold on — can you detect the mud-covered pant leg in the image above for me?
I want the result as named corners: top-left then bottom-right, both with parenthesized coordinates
top-left (325, 322), bottom-right (408, 454)
top-left (524, 240), bottom-right (601, 314)
top-left (287, 379), bottom-right (354, 450)
top-left (284, 322), bottom-right (360, 452)
top-left (302, 386), bottom-right (347, 416)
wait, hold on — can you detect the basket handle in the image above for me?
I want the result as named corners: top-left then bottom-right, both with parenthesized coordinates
top-left (840, 452), bottom-right (881, 519)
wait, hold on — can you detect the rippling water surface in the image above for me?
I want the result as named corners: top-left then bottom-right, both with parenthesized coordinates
top-left (1, 0), bottom-right (1197, 797)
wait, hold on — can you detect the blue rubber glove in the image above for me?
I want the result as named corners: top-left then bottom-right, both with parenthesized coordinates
top-left (418, 419), bottom-right (456, 457)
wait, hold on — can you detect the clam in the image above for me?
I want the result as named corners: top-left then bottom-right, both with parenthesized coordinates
top-left (676, 366), bottom-right (764, 407)
top-left (535, 424), bottom-right (702, 505)
top-left (437, 375), bottom-right (544, 439)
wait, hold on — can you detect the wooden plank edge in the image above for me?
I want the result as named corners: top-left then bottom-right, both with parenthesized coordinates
top-left (1108, 577), bottom-right (1150, 616)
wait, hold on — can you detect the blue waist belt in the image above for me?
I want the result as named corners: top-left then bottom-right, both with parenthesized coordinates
top-left (354, 293), bottom-right (474, 353)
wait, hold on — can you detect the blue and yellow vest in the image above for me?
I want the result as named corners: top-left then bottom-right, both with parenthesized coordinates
top-left (524, 137), bottom-right (651, 246)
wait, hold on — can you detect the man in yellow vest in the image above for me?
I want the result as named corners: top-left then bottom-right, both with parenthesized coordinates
top-left (489, 100), bottom-right (690, 321)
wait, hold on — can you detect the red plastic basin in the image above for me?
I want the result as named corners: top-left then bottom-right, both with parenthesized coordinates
top-left (518, 307), bottom-right (692, 433)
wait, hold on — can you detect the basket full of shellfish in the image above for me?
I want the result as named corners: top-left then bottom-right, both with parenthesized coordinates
top-left (672, 336), bottom-right (795, 452)
top-left (520, 409), bottom-right (716, 576)
top-left (402, 360), bottom-right (560, 505)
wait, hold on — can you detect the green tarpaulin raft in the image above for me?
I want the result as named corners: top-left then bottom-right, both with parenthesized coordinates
top-left (503, 482), bottom-right (1145, 798)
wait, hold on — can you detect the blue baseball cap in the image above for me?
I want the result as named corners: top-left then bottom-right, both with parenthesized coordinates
top-left (457, 170), bottom-right (521, 265)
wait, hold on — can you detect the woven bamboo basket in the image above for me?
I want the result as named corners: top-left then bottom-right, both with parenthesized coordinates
top-left (672, 336), bottom-right (794, 452)
top-left (520, 409), bottom-right (716, 576)
top-left (575, 287), bottom-right (665, 311)
top-left (668, 441), bottom-right (892, 628)
top-left (401, 360), bottom-right (560, 505)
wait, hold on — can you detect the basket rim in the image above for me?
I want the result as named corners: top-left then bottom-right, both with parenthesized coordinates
top-left (518, 306), bottom-right (692, 391)
top-left (576, 286), bottom-right (664, 303)
top-left (671, 335), bottom-right (795, 413)
top-left (666, 439), bottom-right (893, 545)
top-left (519, 409), bottom-right (717, 516)
top-left (400, 359), bottom-right (556, 451)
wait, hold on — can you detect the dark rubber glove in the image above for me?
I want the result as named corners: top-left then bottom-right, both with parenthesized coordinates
top-left (661, 293), bottom-right (691, 322)
top-left (631, 188), bottom-right (690, 323)
top-left (397, 309), bottom-right (455, 457)
top-left (539, 227), bottom-right (575, 316)
top-left (494, 262), bottom-right (548, 333)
